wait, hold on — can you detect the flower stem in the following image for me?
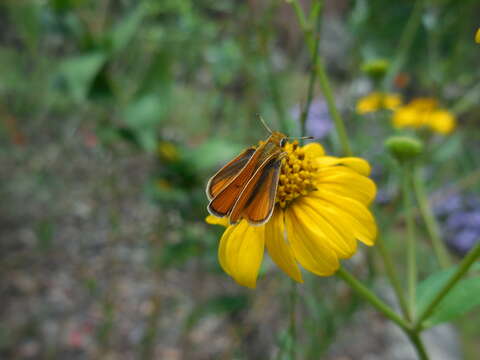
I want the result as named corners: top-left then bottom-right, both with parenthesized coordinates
top-left (403, 162), bottom-right (417, 320)
top-left (412, 166), bottom-right (452, 269)
top-left (300, 26), bottom-right (320, 138)
top-left (316, 58), bottom-right (352, 156)
top-left (414, 242), bottom-right (480, 330)
top-left (385, 0), bottom-right (424, 87)
top-left (336, 267), bottom-right (409, 330)
top-left (406, 331), bottom-right (430, 360)
top-left (288, 0), bottom-right (352, 156)
top-left (289, 281), bottom-right (298, 360)
top-left (376, 236), bottom-right (411, 320)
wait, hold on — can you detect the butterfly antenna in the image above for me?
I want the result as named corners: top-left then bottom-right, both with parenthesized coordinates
top-left (287, 136), bottom-right (315, 140)
top-left (257, 114), bottom-right (273, 134)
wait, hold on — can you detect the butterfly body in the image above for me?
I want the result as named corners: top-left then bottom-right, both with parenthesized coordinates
top-left (206, 131), bottom-right (287, 226)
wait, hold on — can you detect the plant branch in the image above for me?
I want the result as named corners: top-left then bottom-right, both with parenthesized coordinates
top-left (336, 267), bottom-right (409, 330)
top-left (403, 163), bottom-right (417, 320)
top-left (376, 236), bottom-right (411, 321)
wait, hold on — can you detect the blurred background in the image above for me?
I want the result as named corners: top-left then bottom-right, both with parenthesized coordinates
top-left (1, 0), bottom-right (479, 359)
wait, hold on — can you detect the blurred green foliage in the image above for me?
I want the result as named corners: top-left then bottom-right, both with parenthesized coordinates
top-left (1, 0), bottom-right (480, 358)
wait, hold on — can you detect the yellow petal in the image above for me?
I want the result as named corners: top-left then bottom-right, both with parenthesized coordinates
top-left (303, 142), bottom-right (325, 158)
top-left (428, 110), bottom-right (456, 135)
top-left (206, 215), bottom-right (230, 227)
top-left (356, 93), bottom-right (381, 114)
top-left (295, 197), bottom-right (357, 258)
top-left (311, 190), bottom-right (377, 246)
top-left (476, 28), bottom-right (480, 44)
top-left (265, 210), bottom-right (303, 283)
top-left (218, 225), bottom-right (234, 276)
top-left (337, 157), bottom-right (371, 176)
top-left (315, 156), bottom-right (342, 168)
top-left (318, 166), bottom-right (377, 205)
top-left (218, 220), bottom-right (265, 288)
top-left (285, 206), bottom-right (339, 276)
top-left (315, 156), bottom-right (371, 176)
top-left (384, 94), bottom-right (402, 110)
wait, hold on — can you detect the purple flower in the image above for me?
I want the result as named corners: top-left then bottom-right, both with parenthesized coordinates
top-left (291, 99), bottom-right (333, 139)
top-left (434, 194), bottom-right (463, 217)
top-left (446, 229), bottom-right (480, 256)
top-left (435, 192), bottom-right (480, 256)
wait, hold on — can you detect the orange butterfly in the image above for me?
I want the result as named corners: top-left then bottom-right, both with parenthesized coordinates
top-left (206, 118), bottom-right (310, 226)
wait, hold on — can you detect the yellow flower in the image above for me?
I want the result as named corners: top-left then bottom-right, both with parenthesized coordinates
top-left (409, 98), bottom-right (438, 110)
top-left (206, 142), bottom-right (377, 288)
top-left (428, 110), bottom-right (456, 135)
top-left (392, 97), bottom-right (456, 134)
top-left (476, 28), bottom-right (480, 44)
top-left (157, 141), bottom-right (179, 162)
top-left (392, 106), bottom-right (423, 129)
top-left (356, 92), bottom-right (402, 114)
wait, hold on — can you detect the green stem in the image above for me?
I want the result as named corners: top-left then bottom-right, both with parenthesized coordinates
top-left (289, 0), bottom-right (352, 156)
top-left (406, 331), bottom-right (430, 360)
top-left (289, 281), bottom-right (298, 360)
top-left (385, 0), bottom-right (424, 88)
top-left (336, 267), bottom-right (409, 330)
top-left (316, 58), bottom-right (352, 156)
top-left (289, 0), bottom-right (308, 31)
top-left (376, 236), bottom-right (411, 321)
top-left (403, 162), bottom-right (417, 320)
top-left (299, 8), bottom-right (321, 138)
top-left (412, 167), bottom-right (452, 268)
top-left (415, 242), bottom-right (480, 330)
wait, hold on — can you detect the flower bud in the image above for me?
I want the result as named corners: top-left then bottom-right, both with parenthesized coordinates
top-left (385, 136), bottom-right (423, 163)
top-left (361, 59), bottom-right (390, 82)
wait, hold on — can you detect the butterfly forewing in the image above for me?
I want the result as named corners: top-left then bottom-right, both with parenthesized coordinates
top-left (229, 152), bottom-right (284, 225)
top-left (207, 150), bottom-right (265, 217)
top-left (208, 136), bottom-right (279, 217)
top-left (206, 147), bottom-right (256, 200)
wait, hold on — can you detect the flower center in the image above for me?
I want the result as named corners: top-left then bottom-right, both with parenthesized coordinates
top-left (276, 141), bottom-right (317, 208)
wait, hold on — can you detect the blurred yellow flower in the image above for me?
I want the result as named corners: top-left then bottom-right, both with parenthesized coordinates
top-left (157, 141), bottom-right (179, 162)
top-left (392, 98), bottom-right (456, 134)
top-left (476, 28), bottom-right (480, 44)
top-left (356, 92), bottom-right (402, 114)
top-left (207, 141), bottom-right (377, 288)
top-left (428, 110), bottom-right (456, 135)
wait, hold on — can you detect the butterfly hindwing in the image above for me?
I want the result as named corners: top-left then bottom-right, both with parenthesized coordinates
top-left (229, 152), bottom-right (284, 225)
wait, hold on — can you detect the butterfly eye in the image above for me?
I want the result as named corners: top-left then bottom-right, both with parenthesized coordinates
top-left (280, 138), bottom-right (287, 148)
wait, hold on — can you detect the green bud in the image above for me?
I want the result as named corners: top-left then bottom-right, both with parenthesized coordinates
top-left (385, 136), bottom-right (423, 163)
top-left (361, 59), bottom-right (390, 82)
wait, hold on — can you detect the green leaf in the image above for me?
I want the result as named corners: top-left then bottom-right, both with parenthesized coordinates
top-left (137, 50), bottom-right (173, 97)
top-left (135, 129), bottom-right (158, 152)
top-left (417, 262), bottom-right (480, 327)
top-left (431, 133), bottom-right (462, 162)
top-left (57, 52), bottom-right (107, 102)
top-left (123, 94), bottom-right (165, 129)
top-left (184, 139), bottom-right (244, 172)
top-left (109, 4), bottom-right (147, 54)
